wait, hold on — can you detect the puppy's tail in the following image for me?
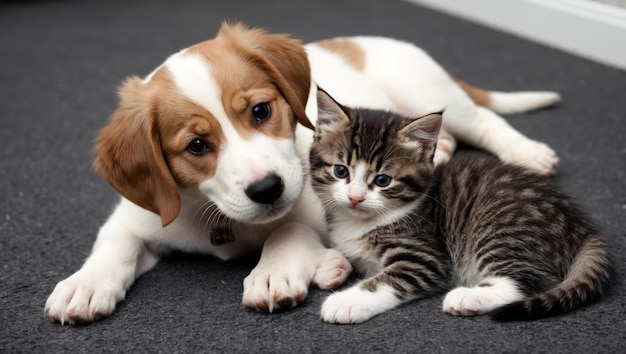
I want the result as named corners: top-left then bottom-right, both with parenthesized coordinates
top-left (450, 74), bottom-right (561, 114)
top-left (490, 233), bottom-right (612, 321)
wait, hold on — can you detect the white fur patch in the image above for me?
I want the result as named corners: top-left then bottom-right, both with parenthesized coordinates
top-left (166, 52), bottom-right (238, 139)
top-left (142, 48), bottom-right (188, 84)
top-left (442, 276), bottom-right (524, 316)
top-left (321, 283), bottom-right (401, 323)
top-left (489, 91), bottom-right (561, 115)
top-left (305, 44), bottom-right (397, 112)
top-left (198, 133), bottom-right (304, 223)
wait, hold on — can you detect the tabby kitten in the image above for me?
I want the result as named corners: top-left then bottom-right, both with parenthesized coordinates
top-left (310, 89), bottom-right (612, 324)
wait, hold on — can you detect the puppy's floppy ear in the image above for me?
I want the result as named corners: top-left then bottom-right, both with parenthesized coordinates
top-left (94, 77), bottom-right (180, 227)
top-left (256, 33), bottom-right (313, 130)
top-left (220, 23), bottom-right (314, 130)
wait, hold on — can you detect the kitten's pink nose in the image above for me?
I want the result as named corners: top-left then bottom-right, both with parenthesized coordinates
top-left (349, 196), bottom-right (364, 206)
top-left (348, 183), bottom-right (366, 206)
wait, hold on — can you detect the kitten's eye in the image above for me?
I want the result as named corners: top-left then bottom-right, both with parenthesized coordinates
top-left (251, 102), bottom-right (271, 125)
top-left (186, 138), bottom-right (212, 156)
top-left (334, 165), bottom-right (349, 179)
top-left (374, 174), bottom-right (392, 187)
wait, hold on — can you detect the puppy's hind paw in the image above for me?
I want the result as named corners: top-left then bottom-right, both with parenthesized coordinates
top-left (433, 131), bottom-right (456, 166)
top-left (433, 146), bottom-right (452, 166)
top-left (501, 140), bottom-right (559, 176)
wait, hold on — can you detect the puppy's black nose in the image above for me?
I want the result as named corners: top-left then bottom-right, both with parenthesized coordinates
top-left (245, 173), bottom-right (284, 205)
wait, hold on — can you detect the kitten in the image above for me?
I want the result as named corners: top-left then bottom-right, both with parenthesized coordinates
top-left (309, 89), bottom-right (612, 324)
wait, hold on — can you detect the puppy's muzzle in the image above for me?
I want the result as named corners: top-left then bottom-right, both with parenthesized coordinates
top-left (245, 173), bottom-right (284, 205)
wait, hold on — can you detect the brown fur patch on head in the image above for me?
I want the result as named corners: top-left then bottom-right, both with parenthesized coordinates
top-left (315, 38), bottom-right (366, 72)
top-left (210, 22), bottom-right (314, 131)
top-left (186, 37), bottom-right (295, 139)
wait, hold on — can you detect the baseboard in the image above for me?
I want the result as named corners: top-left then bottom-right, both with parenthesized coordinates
top-left (405, 0), bottom-right (626, 70)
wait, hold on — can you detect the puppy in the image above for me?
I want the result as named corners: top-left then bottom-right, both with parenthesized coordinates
top-left (45, 23), bottom-right (559, 324)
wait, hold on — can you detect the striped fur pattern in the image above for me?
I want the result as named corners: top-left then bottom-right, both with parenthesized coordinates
top-left (310, 90), bottom-right (612, 324)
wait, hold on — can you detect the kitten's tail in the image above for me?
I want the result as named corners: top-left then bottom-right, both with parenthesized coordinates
top-left (449, 74), bottom-right (561, 114)
top-left (490, 234), bottom-right (612, 321)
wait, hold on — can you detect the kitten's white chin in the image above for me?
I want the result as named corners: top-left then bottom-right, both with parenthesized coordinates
top-left (343, 205), bottom-right (375, 219)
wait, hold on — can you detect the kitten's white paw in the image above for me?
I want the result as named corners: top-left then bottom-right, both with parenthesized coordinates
top-left (243, 264), bottom-right (309, 312)
top-left (313, 249), bottom-right (352, 289)
top-left (321, 284), bottom-right (400, 324)
top-left (443, 278), bottom-right (524, 316)
top-left (500, 140), bottom-right (559, 176)
top-left (443, 287), bottom-right (493, 316)
top-left (45, 271), bottom-right (125, 324)
top-left (321, 289), bottom-right (376, 324)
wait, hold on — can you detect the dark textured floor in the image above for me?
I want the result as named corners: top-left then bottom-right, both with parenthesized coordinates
top-left (1, 0), bottom-right (625, 352)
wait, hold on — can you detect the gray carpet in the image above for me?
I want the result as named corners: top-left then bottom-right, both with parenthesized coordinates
top-left (1, 0), bottom-right (625, 352)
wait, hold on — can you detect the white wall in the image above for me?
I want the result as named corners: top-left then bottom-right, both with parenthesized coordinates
top-left (406, 0), bottom-right (626, 71)
top-left (590, 0), bottom-right (626, 9)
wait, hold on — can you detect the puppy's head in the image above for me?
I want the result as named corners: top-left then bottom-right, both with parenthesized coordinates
top-left (94, 23), bottom-right (313, 227)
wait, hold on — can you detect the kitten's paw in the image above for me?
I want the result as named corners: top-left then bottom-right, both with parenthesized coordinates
top-left (443, 287), bottom-right (489, 316)
top-left (321, 284), bottom-right (400, 324)
top-left (321, 289), bottom-right (375, 324)
top-left (443, 280), bottom-right (523, 316)
top-left (243, 265), bottom-right (309, 313)
top-left (313, 249), bottom-right (352, 289)
top-left (500, 140), bottom-right (559, 176)
top-left (45, 271), bottom-right (125, 325)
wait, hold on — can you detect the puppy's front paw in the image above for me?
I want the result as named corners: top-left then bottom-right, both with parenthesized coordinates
top-left (242, 266), bottom-right (309, 313)
top-left (45, 271), bottom-right (126, 325)
top-left (313, 249), bottom-right (352, 289)
top-left (321, 287), bottom-right (377, 324)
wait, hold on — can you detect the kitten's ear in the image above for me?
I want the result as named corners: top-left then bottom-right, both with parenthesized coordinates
top-left (400, 113), bottom-right (442, 160)
top-left (315, 88), bottom-right (350, 139)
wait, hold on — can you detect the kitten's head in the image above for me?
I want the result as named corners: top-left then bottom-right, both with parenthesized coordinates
top-left (310, 89), bottom-right (442, 220)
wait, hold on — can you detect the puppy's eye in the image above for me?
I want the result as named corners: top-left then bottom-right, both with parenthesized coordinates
top-left (251, 102), bottom-right (271, 124)
top-left (186, 138), bottom-right (212, 156)
top-left (374, 174), bottom-right (392, 187)
top-left (334, 165), bottom-right (349, 179)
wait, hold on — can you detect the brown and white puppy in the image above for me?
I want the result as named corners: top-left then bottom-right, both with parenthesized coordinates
top-left (45, 23), bottom-right (559, 324)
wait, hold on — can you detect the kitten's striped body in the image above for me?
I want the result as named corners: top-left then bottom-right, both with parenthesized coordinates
top-left (310, 90), bottom-right (612, 324)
